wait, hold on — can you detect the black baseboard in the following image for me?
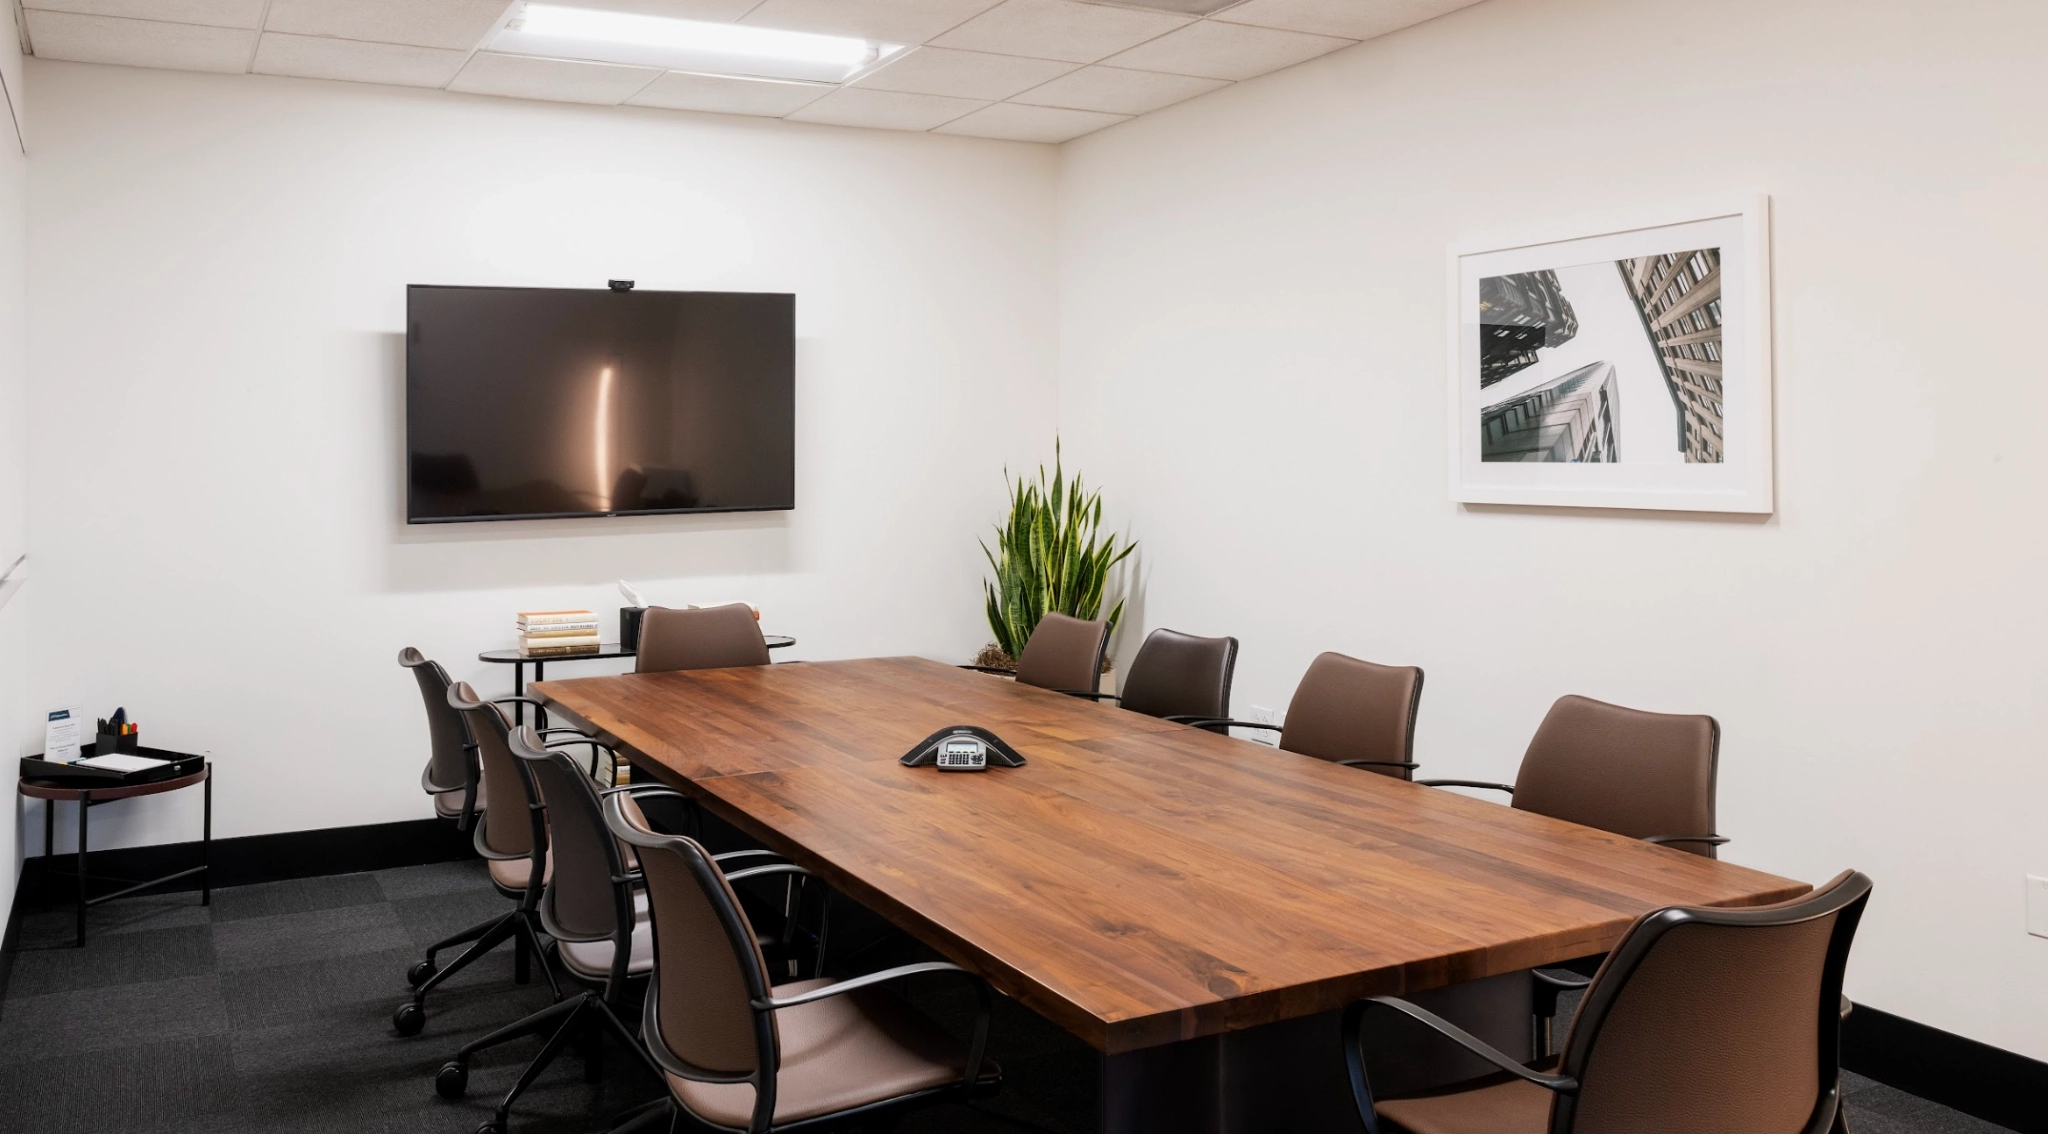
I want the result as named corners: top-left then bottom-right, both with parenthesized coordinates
top-left (1, 818), bottom-right (473, 1005)
top-left (1844, 1002), bottom-right (2048, 1134)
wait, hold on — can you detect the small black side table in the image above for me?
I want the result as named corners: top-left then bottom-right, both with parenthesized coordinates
top-left (19, 761), bottom-right (212, 947)
top-left (479, 635), bottom-right (796, 724)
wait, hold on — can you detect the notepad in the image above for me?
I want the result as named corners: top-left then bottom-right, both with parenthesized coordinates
top-left (74, 754), bottom-right (170, 773)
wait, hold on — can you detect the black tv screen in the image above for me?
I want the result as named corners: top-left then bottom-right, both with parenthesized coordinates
top-left (406, 285), bottom-right (795, 523)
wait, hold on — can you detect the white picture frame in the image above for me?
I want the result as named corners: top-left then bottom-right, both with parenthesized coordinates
top-left (1447, 195), bottom-right (1773, 513)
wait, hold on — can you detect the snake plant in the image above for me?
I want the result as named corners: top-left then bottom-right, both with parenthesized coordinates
top-left (981, 446), bottom-right (1135, 663)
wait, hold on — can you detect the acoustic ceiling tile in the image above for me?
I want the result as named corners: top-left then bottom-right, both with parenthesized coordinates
top-left (1212, 0), bottom-right (1488, 41)
top-left (785, 86), bottom-right (986, 132)
top-left (626, 71), bottom-right (831, 116)
top-left (448, 51), bottom-right (662, 104)
top-left (1011, 64), bottom-right (1226, 115)
top-left (933, 101), bottom-right (1126, 143)
top-left (25, 0), bottom-right (265, 29)
top-left (24, 10), bottom-right (255, 73)
top-left (740, 0), bottom-right (1006, 45)
top-left (930, 0), bottom-right (1192, 64)
top-left (252, 32), bottom-right (469, 88)
top-left (540, 0), bottom-right (762, 19)
top-left (1102, 18), bottom-right (1352, 81)
top-left (855, 46), bottom-right (1076, 101)
top-left (263, 0), bottom-right (513, 51)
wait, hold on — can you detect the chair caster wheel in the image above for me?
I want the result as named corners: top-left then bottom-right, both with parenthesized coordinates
top-left (475, 1121), bottom-right (505, 1134)
top-left (391, 1002), bottom-right (425, 1037)
top-left (407, 959), bottom-right (437, 987)
top-left (436, 1061), bottom-right (468, 1099)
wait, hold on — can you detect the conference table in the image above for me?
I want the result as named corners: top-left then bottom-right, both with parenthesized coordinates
top-left (533, 656), bottom-right (1806, 1133)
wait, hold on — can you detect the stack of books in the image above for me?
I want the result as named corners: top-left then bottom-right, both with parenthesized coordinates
top-left (517, 609), bottom-right (600, 656)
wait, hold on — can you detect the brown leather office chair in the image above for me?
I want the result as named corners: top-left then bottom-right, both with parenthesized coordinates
top-left (962, 611), bottom-right (1112, 694)
top-left (1190, 652), bottom-right (1424, 779)
top-left (1418, 694), bottom-right (1727, 1050)
top-left (1073, 627), bottom-right (1238, 726)
top-left (1342, 869), bottom-right (1872, 1134)
top-left (1420, 694), bottom-right (1725, 855)
top-left (636, 603), bottom-right (771, 673)
top-left (603, 794), bottom-right (1002, 1134)
top-left (400, 648), bottom-right (481, 831)
top-left (393, 682), bottom-right (557, 1037)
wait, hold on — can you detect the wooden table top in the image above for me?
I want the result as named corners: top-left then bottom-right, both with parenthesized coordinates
top-left (535, 657), bottom-right (1806, 1055)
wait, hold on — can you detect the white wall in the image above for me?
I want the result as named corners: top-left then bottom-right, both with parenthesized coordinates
top-left (0, 5), bottom-right (27, 930)
top-left (1057, 0), bottom-right (2048, 1060)
top-left (22, 61), bottom-right (1060, 855)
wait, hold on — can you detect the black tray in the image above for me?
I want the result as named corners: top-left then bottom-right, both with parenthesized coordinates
top-left (21, 744), bottom-right (205, 787)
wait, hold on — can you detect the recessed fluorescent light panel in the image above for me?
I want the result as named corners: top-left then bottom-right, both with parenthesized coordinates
top-left (494, 4), bottom-right (904, 84)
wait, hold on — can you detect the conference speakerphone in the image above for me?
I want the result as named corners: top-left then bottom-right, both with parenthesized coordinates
top-left (898, 726), bottom-right (1027, 772)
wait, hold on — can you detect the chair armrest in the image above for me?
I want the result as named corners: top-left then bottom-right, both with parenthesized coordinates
top-left (755, 961), bottom-right (994, 1090)
top-left (755, 961), bottom-right (973, 1009)
top-left (1532, 969), bottom-right (1593, 990)
top-left (535, 726), bottom-right (594, 739)
top-left (1185, 719), bottom-right (1279, 732)
top-left (712, 849), bottom-right (786, 866)
top-left (1642, 834), bottom-right (1730, 849)
top-left (1060, 690), bottom-right (1120, 702)
top-left (723, 863), bottom-right (813, 885)
top-left (1415, 779), bottom-right (1515, 795)
top-left (1336, 759), bottom-right (1419, 771)
top-left (600, 783), bottom-right (673, 797)
top-left (1345, 996), bottom-right (1577, 1092)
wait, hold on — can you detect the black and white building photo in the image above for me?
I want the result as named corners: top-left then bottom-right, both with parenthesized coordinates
top-left (1476, 246), bottom-right (1721, 465)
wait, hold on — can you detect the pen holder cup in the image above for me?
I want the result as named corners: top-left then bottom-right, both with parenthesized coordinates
top-left (620, 606), bottom-right (646, 652)
top-left (96, 732), bottom-right (139, 755)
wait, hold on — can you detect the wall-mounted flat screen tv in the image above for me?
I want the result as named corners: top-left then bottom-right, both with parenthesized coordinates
top-left (406, 285), bottom-right (795, 523)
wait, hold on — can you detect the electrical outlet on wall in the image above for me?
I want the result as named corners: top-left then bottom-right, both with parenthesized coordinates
top-left (1234, 705), bottom-right (1277, 746)
top-left (2028, 875), bottom-right (2048, 939)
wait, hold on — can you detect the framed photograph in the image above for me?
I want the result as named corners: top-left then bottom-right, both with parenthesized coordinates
top-left (1447, 195), bottom-right (1773, 513)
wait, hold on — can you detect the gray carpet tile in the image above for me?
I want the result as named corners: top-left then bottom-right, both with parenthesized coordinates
top-left (219, 946), bottom-right (419, 1032)
top-left (5, 922), bottom-right (216, 997)
top-left (374, 858), bottom-right (491, 902)
top-left (390, 885), bottom-right (519, 951)
top-left (208, 872), bottom-right (386, 923)
top-left (0, 973), bottom-right (229, 1059)
top-left (0, 1035), bottom-right (238, 1134)
top-left (211, 902), bottom-right (411, 972)
top-left (1844, 1083), bottom-right (2018, 1134)
top-left (15, 890), bottom-right (212, 943)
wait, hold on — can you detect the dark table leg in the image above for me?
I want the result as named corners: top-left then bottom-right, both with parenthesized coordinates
top-left (42, 797), bottom-right (53, 909)
top-left (76, 790), bottom-right (90, 948)
top-left (513, 660), bottom-right (528, 724)
top-left (202, 768), bottom-right (213, 906)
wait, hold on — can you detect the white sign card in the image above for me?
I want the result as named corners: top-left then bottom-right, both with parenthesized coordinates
top-left (45, 706), bottom-right (84, 763)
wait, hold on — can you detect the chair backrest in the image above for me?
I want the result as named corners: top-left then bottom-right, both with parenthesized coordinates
top-left (604, 797), bottom-right (777, 1084)
top-left (1013, 613), bottom-right (1111, 694)
top-left (447, 682), bottom-right (538, 861)
top-left (1278, 652), bottom-right (1424, 779)
top-left (507, 728), bottom-right (631, 955)
top-left (1513, 695), bottom-right (1721, 856)
top-left (1117, 628), bottom-right (1239, 721)
top-left (1555, 870), bottom-right (1871, 1134)
top-left (635, 604), bottom-right (771, 674)
top-left (400, 647), bottom-right (472, 796)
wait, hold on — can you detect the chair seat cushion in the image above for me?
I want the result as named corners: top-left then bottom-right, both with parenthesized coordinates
top-left (668, 977), bottom-right (983, 1128)
top-left (434, 784), bottom-right (485, 819)
top-left (1376, 1071), bottom-right (1555, 1134)
top-left (557, 890), bottom-right (654, 981)
top-left (487, 852), bottom-right (551, 894)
